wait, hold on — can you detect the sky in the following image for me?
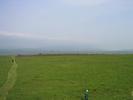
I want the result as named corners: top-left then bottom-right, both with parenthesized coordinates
top-left (0, 0), bottom-right (133, 50)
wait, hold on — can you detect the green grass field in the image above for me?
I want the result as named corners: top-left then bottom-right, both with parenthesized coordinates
top-left (0, 55), bottom-right (133, 100)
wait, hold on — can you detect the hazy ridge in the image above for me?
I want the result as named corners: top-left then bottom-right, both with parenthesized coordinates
top-left (0, 48), bottom-right (133, 55)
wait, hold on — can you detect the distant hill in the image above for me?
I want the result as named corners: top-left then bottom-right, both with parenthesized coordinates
top-left (0, 48), bottom-right (133, 55)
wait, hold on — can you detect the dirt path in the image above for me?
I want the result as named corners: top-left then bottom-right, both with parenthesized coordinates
top-left (131, 91), bottom-right (133, 97)
top-left (0, 56), bottom-right (18, 100)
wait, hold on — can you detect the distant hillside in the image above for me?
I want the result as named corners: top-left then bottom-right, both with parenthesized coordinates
top-left (0, 49), bottom-right (133, 55)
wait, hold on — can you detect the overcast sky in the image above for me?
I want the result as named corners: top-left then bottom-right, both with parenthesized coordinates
top-left (0, 0), bottom-right (133, 50)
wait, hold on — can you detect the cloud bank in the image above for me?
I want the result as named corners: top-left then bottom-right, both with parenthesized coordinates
top-left (0, 31), bottom-right (96, 45)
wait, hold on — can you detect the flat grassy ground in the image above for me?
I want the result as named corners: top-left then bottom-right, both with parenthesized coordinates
top-left (0, 56), bottom-right (11, 87)
top-left (0, 55), bottom-right (133, 100)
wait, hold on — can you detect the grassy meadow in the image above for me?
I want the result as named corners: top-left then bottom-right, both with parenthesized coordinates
top-left (0, 56), bottom-right (11, 87)
top-left (0, 54), bottom-right (133, 100)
